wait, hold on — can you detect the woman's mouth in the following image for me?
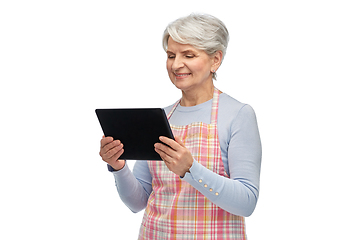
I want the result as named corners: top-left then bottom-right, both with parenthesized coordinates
top-left (174, 73), bottom-right (191, 79)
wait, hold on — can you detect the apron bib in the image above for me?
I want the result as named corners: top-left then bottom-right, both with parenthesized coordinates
top-left (139, 88), bottom-right (246, 239)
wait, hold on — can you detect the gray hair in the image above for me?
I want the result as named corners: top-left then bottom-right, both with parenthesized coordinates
top-left (162, 13), bottom-right (229, 80)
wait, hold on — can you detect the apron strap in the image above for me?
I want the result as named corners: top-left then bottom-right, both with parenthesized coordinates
top-left (210, 87), bottom-right (220, 124)
top-left (167, 87), bottom-right (220, 125)
top-left (166, 99), bottom-right (181, 120)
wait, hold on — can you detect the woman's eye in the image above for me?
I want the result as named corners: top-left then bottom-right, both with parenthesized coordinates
top-left (168, 55), bottom-right (175, 59)
top-left (186, 55), bottom-right (194, 58)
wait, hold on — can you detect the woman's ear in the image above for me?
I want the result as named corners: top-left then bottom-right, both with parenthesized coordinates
top-left (212, 51), bottom-right (223, 71)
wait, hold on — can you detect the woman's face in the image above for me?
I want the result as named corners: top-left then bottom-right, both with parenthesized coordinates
top-left (166, 37), bottom-right (217, 92)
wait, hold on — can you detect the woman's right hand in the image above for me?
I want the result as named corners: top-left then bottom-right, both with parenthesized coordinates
top-left (99, 136), bottom-right (125, 171)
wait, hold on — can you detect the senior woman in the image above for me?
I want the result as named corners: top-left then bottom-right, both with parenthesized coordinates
top-left (100, 13), bottom-right (262, 239)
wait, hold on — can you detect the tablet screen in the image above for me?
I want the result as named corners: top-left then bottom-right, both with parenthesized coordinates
top-left (96, 108), bottom-right (174, 160)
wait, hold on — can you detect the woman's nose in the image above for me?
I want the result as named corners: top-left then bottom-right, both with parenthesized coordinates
top-left (172, 56), bottom-right (184, 71)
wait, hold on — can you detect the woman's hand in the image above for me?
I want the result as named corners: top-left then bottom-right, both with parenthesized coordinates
top-left (99, 136), bottom-right (126, 171)
top-left (154, 136), bottom-right (193, 177)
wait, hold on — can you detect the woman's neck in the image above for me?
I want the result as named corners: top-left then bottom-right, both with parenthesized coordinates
top-left (180, 84), bottom-right (215, 107)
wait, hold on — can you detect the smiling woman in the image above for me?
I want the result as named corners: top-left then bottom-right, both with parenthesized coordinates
top-left (99, 13), bottom-right (262, 240)
top-left (166, 37), bottom-right (223, 105)
top-left (163, 13), bottom-right (229, 81)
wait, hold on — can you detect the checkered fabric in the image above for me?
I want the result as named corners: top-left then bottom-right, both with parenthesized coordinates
top-left (138, 88), bottom-right (246, 239)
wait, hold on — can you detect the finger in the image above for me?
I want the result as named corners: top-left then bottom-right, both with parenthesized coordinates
top-left (100, 140), bottom-right (122, 159)
top-left (100, 136), bottom-right (114, 148)
top-left (154, 147), bottom-right (172, 164)
top-left (100, 137), bottom-right (113, 156)
top-left (104, 144), bottom-right (124, 160)
top-left (159, 136), bottom-right (180, 151)
top-left (155, 142), bottom-right (177, 159)
top-left (107, 148), bottom-right (124, 163)
top-left (102, 139), bottom-right (121, 153)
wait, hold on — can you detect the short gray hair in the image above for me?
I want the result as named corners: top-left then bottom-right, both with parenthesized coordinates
top-left (162, 13), bottom-right (229, 80)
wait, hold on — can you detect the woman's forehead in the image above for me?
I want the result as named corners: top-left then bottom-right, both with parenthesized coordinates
top-left (167, 37), bottom-right (201, 53)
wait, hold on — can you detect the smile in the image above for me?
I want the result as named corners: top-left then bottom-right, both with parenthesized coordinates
top-left (174, 73), bottom-right (191, 79)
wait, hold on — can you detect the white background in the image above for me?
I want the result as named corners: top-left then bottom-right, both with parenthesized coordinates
top-left (1, 0), bottom-right (359, 239)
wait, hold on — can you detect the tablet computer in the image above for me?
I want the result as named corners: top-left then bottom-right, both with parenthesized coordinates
top-left (95, 108), bottom-right (174, 160)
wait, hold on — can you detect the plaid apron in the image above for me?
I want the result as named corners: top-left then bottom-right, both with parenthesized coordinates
top-left (138, 88), bottom-right (246, 239)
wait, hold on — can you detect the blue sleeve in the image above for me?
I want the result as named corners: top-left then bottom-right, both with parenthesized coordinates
top-left (182, 105), bottom-right (262, 217)
top-left (110, 161), bottom-right (153, 213)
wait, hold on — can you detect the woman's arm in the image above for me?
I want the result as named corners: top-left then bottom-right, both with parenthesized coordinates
top-left (109, 160), bottom-right (152, 213)
top-left (100, 136), bottom-right (150, 212)
top-left (182, 105), bottom-right (262, 217)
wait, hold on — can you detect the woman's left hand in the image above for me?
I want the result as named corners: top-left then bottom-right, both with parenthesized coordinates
top-left (154, 136), bottom-right (193, 177)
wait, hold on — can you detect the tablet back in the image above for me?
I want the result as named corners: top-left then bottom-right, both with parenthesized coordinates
top-left (96, 108), bottom-right (174, 160)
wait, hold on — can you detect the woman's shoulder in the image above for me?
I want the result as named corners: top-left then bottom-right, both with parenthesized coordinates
top-left (220, 92), bottom-right (245, 108)
top-left (219, 92), bottom-right (254, 115)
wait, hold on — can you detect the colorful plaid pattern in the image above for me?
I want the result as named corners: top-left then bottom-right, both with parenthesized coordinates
top-left (138, 88), bottom-right (246, 239)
